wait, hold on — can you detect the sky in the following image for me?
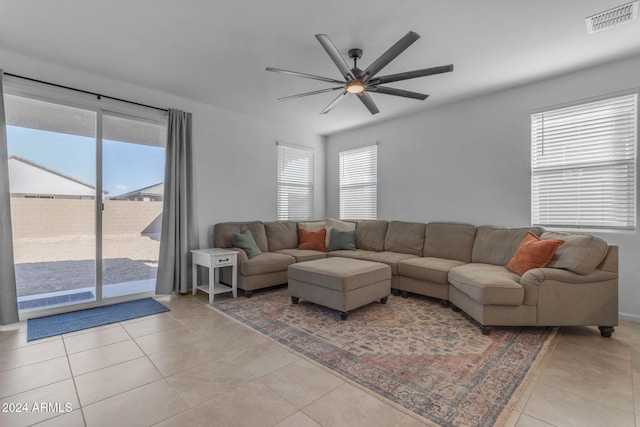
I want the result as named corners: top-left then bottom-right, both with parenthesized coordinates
top-left (7, 126), bottom-right (165, 197)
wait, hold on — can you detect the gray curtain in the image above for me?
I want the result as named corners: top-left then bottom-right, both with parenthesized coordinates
top-left (156, 109), bottom-right (199, 294)
top-left (0, 70), bottom-right (19, 324)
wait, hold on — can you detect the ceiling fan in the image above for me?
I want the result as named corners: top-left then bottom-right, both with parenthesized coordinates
top-left (266, 31), bottom-right (453, 115)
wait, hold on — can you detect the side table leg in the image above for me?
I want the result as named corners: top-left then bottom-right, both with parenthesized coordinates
top-left (232, 263), bottom-right (237, 298)
top-left (208, 265), bottom-right (215, 305)
top-left (214, 267), bottom-right (220, 298)
top-left (192, 263), bottom-right (197, 296)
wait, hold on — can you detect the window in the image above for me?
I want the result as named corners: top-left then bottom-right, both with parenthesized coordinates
top-left (340, 144), bottom-right (377, 220)
top-left (277, 143), bottom-right (314, 220)
top-left (531, 93), bottom-right (637, 231)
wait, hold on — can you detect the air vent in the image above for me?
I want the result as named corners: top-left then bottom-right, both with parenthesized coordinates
top-left (586, 1), bottom-right (638, 34)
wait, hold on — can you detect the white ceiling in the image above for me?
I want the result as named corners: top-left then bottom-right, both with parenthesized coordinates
top-left (1, 0), bottom-right (639, 136)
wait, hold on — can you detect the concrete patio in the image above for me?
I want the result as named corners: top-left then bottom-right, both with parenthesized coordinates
top-left (13, 233), bottom-right (160, 298)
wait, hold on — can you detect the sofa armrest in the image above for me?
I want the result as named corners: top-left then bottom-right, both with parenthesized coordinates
top-left (520, 267), bottom-right (617, 286)
top-left (225, 247), bottom-right (248, 263)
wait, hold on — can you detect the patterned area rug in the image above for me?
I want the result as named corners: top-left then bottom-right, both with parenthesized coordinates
top-left (213, 287), bottom-right (555, 427)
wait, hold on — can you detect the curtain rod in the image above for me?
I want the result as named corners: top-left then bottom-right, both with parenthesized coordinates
top-left (4, 72), bottom-right (169, 113)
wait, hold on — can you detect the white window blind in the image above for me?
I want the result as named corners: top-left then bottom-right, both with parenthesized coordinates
top-left (277, 144), bottom-right (314, 220)
top-left (340, 144), bottom-right (377, 220)
top-left (531, 93), bottom-right (637, 230)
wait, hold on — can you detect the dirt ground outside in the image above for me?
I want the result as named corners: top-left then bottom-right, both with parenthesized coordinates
top-left (13, 233), bottom-right (160, 297)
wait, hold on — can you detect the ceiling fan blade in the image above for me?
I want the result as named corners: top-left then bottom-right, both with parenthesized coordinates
top-left (315, 34), bottom-right (355, 81)
top-left (369, 64), bottom-right (454, 85)
top-left (320, 90), bottom-right (348, 114)
top-left (357, 92), bottom-right (380, 115)
top-left (278, 86), bottom-right (344, 101)
top-left (367, 86), bottom-right (429, 100)
top-left (266, 67), bottom-right (345, 85)
top-left (362, 31), bottom-right (420, 82)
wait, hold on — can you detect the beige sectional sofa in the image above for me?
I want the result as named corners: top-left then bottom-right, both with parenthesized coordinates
top-left (212, 220), bottom-right (618, 336)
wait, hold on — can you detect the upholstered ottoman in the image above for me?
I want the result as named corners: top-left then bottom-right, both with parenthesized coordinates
top-left (288, 257), bottom-right (391, 320)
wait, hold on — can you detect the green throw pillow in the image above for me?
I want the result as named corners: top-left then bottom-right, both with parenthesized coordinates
top-left (328, 228), bottom-right (356, 251)
top-left (232, 230), bottom-right (262, 259)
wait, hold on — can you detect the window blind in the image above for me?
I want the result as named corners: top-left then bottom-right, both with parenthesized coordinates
top-left (340, 144), bottom-right (377, 220)
top-left (531, 93), bottom-right (637, 230)
top-left (277, 144), bottom-right (313, 220)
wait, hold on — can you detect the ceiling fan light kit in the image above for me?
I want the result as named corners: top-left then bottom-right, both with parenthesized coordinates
top-left (346, 81), bottom-right (365, 94)
top-left (266, 31), bottom-right (454, 115)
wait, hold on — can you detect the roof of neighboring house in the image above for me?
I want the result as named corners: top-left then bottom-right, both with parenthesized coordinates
top-left (111, 182), bottom-right (164, 200)
top-left (8, 155), bottom-right (101, 197)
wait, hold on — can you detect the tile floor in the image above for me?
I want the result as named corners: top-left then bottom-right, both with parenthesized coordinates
top-left (0, 293), bottom-right (638, 427)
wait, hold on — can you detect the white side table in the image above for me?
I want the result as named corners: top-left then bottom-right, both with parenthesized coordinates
top-left (191, 248), bottom-right (237, 304)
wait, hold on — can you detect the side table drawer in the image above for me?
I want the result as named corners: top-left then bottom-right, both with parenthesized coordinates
top-left (213, 254), bottom-right (235, 267)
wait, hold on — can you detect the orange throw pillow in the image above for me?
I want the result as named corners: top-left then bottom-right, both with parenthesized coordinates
top-left (506, 232), bottom-right (564, 275)
top-left (298, 228), bottom-right (327, 251)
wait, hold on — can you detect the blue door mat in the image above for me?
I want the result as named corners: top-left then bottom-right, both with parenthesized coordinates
top-left (27, 298), bottom-right (170, 341)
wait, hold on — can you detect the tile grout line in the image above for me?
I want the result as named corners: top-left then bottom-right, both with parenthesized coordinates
top-left (139, 297), bottom-right (298, 426)
top-left (520, 379), bottom-right (637, 423)
top-left (0, 338), bottom-right (66, 375)
top-left (61, 333), bottom-right (89, 427)
top-left (256, 361), bottom-right (336, 418)
top-left (116, 318), bottom-right (194, 426)
top-left (534, 349), bottom-right (636, 414)
top-left (70, 315), bottom-right (190, 425)
top-left (0, 356), bottom-right (70, 401)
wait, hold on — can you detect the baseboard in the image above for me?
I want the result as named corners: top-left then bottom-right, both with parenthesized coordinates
top-left (619, 312), bottom-right (640, 323)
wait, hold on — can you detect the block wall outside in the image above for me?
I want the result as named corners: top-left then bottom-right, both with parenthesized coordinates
top-left (10, 198), bottom-right (163, 238)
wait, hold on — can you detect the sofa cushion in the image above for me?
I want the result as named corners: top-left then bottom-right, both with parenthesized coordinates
top-left (506, 232), bottom-right (564, 275)
top-left (232, 230), bottom-right (262, 259)
top-left (471, 226), bottom-right (543, 266)
top-left (214, 222), bottom-right (245, 248)
top-left (398, 257), bottom-right (467, 284)
top-left (327, 228), bottom-right (356, 251)
top-left (325, 218), bottom-right (356, 248)
top-left (264, 221), bottom-right (298, 252)
top-left (240, 252), bottom-right (296, 276)
top-left (423, 222), bottom-right (476, 262)
top-left (449, 263), bottom-right (524, 306)
top-left (298, 228), bottom-right (326, 252)
top-left (357, 251), bottom-right (418, 275)
top-left (328, 249), bottom-right (378, 259)
top-left (214, 221), bottom-right (269, 252)
top-left (355, 220), bottom-right (389, 252)
top-left (542, 231), bottom-right (609, 274)
top-left (298, 221), bottom-right (326, 231)
top-left (275, 248), bottom-right (327, 262)
top-left (384, 221), bottom-right (426, 256)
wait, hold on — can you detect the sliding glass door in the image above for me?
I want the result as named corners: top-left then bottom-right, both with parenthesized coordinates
top-left (101, 113), bottom-right (165, 299)
top-left (5, 95), bottom-right (98, 311)
top-left (4, 91), bottom-right (166, 314)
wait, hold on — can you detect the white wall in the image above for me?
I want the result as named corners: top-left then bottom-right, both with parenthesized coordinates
top-left (1, 48), bottom-right (326, 248)
top-left (190, 104), bottom-right (326, 246)
top-left (326, 54), bottom-right (640, 321)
